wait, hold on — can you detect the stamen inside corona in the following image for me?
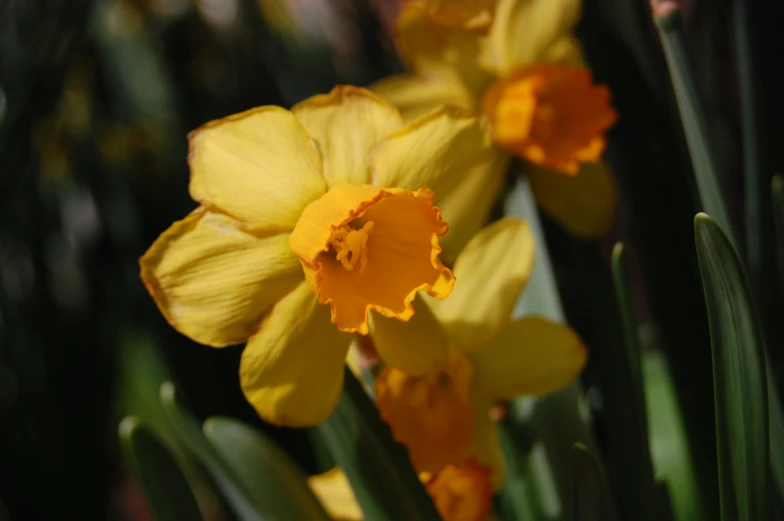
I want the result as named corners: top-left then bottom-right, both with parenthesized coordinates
top-left (289, 184), bottom-right (454, 334)
top-left (329, 221), bottom-right (375, 273)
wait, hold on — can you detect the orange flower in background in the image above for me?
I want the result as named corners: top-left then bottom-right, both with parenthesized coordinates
top-left (482, 65), bottom-right (616, 174)
top-left (374, 218), bottom-right (587, 484)
top-left (140, 86), bottom-right (501, 427)
top-left (425, 459), bottom-right (495, 521)
top-left (376, 347), bottom-right (476, 473)
top-left (372, 0), bottom-right (618, 239)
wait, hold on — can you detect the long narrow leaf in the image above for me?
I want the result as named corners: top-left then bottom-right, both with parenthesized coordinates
top-left (572, 443), bottom-right (613, 521)
top-left (771, 175), bottom-right (784, 289)
top-left (203, 417), bottom-right (332, 521)
top-left (694, 213), bottom-right (769, 521)
top-left (656, 11), bottom-right (736, 245)
top-left (609, 243), bottom-right (669, 520)
top-left (495, 421), bottom-right (538, 520)
top-left (159, 382), bottom-right (266, 521)
top-left (315, 367), bottom-right (442, 521)
top-left (119, 417), bottom-right (203, 521)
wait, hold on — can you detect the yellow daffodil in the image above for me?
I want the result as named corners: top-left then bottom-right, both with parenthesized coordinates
top-left (140, 86), bottom-right (500, 427)
top-left (308, 460), bottom-right (495, 521)
top-left (372, 0), bottom-right (618, 239)
top-left (373, 217), bottom-right (587, 482)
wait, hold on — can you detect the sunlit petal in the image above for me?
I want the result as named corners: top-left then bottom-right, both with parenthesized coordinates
top-left (472, 316), bottom-right (587, 399)
top-left (239, 282), bottom-right (352, 426)
top-left (140, 207), bottom-right (302, 347)
top-left (188, 106), bottom-right (326, 229)
top-left (372, 107), bottom-right (496, 200)
top-left (369, 293), bottom-right (449, 375)
top-left (396, 3), bottom-right (493, 96)
top-left (436, 149), bottom-right (509, 263)
top-left (292, 86), bottom-right (403, 186)
top-left (528, 160), bottom-right (617, 239)
top-left (370, 75), bottom-right (474, 122)
top-left (429, 218), bottom-right (535, 350)
top-left (481, 0), bottom-right (581, 75)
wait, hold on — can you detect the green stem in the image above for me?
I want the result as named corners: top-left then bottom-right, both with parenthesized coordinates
top-left (655, 10), bottom-right (737, 246)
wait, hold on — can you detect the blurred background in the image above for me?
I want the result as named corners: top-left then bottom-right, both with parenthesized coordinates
top-left (1, 0), bottom-right (783, 519)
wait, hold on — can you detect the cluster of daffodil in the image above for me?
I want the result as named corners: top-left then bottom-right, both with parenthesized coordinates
top-left (139, 0), bottom-right (615, 519)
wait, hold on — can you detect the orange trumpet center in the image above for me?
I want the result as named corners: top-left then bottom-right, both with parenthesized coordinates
top-left (482, 64), bottom-right (617, 174)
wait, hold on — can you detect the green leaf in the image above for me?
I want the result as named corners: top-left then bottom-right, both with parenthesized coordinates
top-left (608, 243), bottom-right (670, 520)
top-left (494, 421), bottom-right (537, 521)
top-left (118, 416), bottom-right (203, 521)
top-left (771, 174), bottom-right (784, 289)
top-left (202, 417), bottom-right (331, 521)
top-left (694, 213), bottom-right (769, 521)
top-left (314, 367), bottom-right (442, 521)
top-left (644, 351), bottom-right (705, 521)
top-left (572, 443), bottom-right (614, 521)
top-left (767, 373), bottom-right (784, 504)
top-left (656, 11), bottom-right (736, 246)
top-left (160, 382), bottom-right (267, 520)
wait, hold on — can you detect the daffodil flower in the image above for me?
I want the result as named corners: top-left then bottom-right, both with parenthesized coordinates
top-left (140, 86), bottom-right (499, 426)
top-left (372, 217), bottom-right (587, 482)
top-left (372, 0), bottom-right (618, 239)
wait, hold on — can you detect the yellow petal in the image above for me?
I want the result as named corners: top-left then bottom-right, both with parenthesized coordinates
top-left (369, 293), bottom-right (449, 375)
top-left (290, 184), bottom-right (454, 334)
top-left (188, 106), bottom-right (326, 230)
top-left (239, 282), bottom-right (352, 426)
top-left (528, 160), bottom-right (617, 239)
top-left (481, 0), bottom-right (581, 75)
top-left (308, 469), bottom-right (364, 521)
top-left (471, 316), bottom-right (587, 399)
top-left (395, 4), bottom-right (493, 97)
top-left (429, 218), bottom-right (535, 351)
top-left (424, 459), bottom-right (494, 521)
top-left (139, 208), bottom-right (302, 347)
top-left (541, 35), bottom-right (585, 66)
top-left (436, 149), bottom-right (510, 263)
top-left (411, 0), bottom-right (497, 33)
top-left (372, 107), bottom-right (496, 199)
top-left (375, 346), bottom-right (474, 473)
top-left (291, 86), bottom-right (403, 186)
top-left (370, 75), bottom-right (474, 122)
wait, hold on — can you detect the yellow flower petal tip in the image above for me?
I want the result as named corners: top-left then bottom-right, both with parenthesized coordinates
top-left (408, 0), bottom-right (497, 33)
top-left (294, 84), bottom-right (399, 113)
top-left (482, 65), bottom-right (618, 174)
top-left (290, 183), bottom-right (455, 335)
top-left (375, 348), bottom-right (475, 473)
top-left (425, 459), bottom-right (494, 521)
top-left (308, 468), bottom-right (364, 521)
